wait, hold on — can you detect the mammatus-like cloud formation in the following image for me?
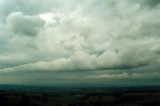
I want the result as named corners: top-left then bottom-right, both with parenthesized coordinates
top-left (0, 0), bottom-right (160, 85)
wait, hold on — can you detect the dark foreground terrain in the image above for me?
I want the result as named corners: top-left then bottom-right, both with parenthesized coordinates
top-left (0, 85), bottom-right (160, 106)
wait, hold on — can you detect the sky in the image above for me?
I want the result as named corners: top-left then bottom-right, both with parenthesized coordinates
top-left (0, 0), bottom-right (160, 86)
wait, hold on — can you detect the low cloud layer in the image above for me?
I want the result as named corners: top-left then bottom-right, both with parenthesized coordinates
top-left (0, 0), bottom-right (160, 85)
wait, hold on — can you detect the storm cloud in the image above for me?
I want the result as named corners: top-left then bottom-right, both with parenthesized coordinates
top-left (0, 0), bottom-right (160, 85)
top-left (7, 12), bottom-right (45, 36)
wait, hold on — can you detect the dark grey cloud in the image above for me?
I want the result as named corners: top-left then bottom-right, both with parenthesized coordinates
top-left (139, 21), bottom-right (160, 37)
top-left (143, 0), bottom-right (160, 8)
top-left (7, 12), bottom-right (45, 36)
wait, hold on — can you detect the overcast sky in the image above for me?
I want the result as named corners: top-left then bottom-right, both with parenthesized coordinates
top-left (0, 0), bottom-right (160, 86)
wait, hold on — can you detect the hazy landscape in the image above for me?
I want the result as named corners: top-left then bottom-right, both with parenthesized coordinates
top-left (0, 85), bottom-right (160, 106)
